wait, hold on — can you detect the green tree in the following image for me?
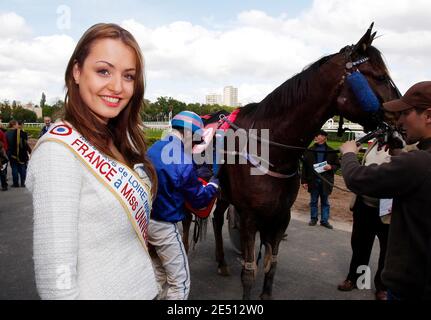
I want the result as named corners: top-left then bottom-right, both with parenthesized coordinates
top-left (147, 97), bottom-right (187, 121)
top-left (140, 96), bottom-right (237, 121)
top-left (186, 102), bottom-right (201, 114)
top-left (42, 99), bottom-right (64, 120)
top-left (52, 99), bottom-right (65, 120)
top-left (42, 104), bottom-right (52, 118)
top-left (52, 99), bottom-right (64, 109)
top-left (12, 106), bottom-right (37, 122)
top-left (0, 100), bottom-right (12, 123)
top-left (40, 92), bottom-right (46, 108)
top-left (199, 103), bottom-right (235, 115)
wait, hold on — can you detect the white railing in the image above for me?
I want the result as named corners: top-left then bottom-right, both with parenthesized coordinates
top-left (1, 122), bottom-right (171, 130)
top-left (0, 122), bottom-right (44, 128)
top-left (322, 119), bottom-right (364, 131)
top-left (143, 121), bottom-right (171, 130)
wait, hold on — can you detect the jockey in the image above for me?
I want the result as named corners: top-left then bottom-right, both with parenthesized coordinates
top-left (147, 110), bottom-right (219, 300)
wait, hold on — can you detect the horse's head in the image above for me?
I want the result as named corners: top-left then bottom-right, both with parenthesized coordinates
top-left (331, 23), bottom-right (401, 132)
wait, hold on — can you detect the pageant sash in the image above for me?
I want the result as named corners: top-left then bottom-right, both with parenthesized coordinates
top-left (35, 122), bottom-right (152, 253)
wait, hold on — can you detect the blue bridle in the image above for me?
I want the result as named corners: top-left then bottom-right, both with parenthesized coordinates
top-left (342, 49), bottom-right (401, 113)
top-left (347, 70), bottom-right (381, 113)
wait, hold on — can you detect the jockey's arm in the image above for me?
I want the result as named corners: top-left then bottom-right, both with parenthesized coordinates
top-left (180, 165), bottom-right (218, 209)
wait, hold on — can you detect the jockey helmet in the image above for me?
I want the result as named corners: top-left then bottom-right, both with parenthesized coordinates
top-left (171, 111), bottom-right (204, 134)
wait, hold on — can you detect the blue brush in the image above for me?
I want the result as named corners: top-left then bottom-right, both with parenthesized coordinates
top-left (346, 71), bottom-right (380, 113)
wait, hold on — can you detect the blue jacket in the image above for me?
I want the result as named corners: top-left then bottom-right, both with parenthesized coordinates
top-left (147, 134), bottom-right (218, 223)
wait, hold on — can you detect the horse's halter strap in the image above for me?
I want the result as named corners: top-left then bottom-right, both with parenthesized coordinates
top-left (346, 57), bottom-right (370, 70)
top-left (335, 44), bottom-right (401, 136)
top-left (342, 45), bottom-right (369, 69)
top-left (339, 45), bottom-right (371, 83)
top-left (339, 44), bottom-right (401, 99)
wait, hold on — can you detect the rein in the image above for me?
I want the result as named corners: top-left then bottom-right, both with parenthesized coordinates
top-left (190, 216), bottom-right (209, 251)
top-left (219, 114), bottom-right (339, 154)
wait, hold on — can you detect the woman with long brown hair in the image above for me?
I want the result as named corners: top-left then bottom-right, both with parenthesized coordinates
top-left (27, 23), bottom-right (158, 299)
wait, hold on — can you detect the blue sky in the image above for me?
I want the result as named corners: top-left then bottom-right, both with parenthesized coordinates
top-left (1, 0), bottom-right (430, 105)
top-left (2, 0), bottom-right (311, 38)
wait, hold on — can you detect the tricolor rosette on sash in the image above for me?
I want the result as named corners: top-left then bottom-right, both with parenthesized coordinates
top-left (34, 122), bottom-right (152, 253)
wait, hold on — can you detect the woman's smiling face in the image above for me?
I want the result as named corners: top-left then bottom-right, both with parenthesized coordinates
top-left (73, 38), bottom-right (137, 123)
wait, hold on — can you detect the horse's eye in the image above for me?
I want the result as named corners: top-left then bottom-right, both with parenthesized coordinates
top-left (376, 75), bottom-right (387, 82)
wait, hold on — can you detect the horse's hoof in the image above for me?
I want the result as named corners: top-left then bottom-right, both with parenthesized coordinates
top-left (260, 293), bottom-right (273, 300)
top-left (217, 266), bottom-right (230, 276)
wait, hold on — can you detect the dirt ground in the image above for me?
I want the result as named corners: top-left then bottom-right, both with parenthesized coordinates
top-left (292, 174), bottom-right (354, 225)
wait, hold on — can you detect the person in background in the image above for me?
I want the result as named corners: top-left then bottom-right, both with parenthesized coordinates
top-left (6, 120), bottom-right (31, 187)
top-left (39, 116), bottom-right (52, 137)
top-left (0, 128), bottom-right (8, 191)
top-left (337, 138), bottom-right (390, 300)
top-left (0, 126), bottom-right (7, 151)
top-left (0, 141), bottom-right (8, 191)
top-left (301, 129), bottom-right (340, 229)
top-left (340, 81), bottom-right (431, 300)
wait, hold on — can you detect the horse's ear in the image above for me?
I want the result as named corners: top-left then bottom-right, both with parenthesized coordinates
top-left (354, 22), bottom-right (374, 53)
top-left (367, 31), bottom-right (377, 47)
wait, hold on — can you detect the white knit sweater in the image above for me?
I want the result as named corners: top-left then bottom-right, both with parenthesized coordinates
top-left (27, 141), bottom-right (158, 300)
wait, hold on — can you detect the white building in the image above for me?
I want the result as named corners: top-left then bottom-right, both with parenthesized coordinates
top-left (205, 94), bottom-right (222, 105)
top-left (223, 86), bottom-right (238, 107)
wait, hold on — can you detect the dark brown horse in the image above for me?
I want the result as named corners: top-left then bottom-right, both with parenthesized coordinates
top-left (206, 24), bottom-right (401, 299)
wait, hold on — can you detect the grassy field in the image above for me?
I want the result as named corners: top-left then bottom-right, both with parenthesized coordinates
top-left (22, 126), bottom-right (166, 141)
top-left (327, 140), bottom-right (343, 150)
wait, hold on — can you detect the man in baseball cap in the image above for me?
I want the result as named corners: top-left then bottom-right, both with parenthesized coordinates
top-left (338, 81), bottom-right (431, 300)
top-left (383, 81), bottom-right (431, 112)
top-left (383, 81), bottom-right (431, 145)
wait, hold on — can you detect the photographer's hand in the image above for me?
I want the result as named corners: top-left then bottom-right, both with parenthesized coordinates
top-left (340, 140), bottom-right (360, 155)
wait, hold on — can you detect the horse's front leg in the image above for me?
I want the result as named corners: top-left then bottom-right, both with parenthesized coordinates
top-left (241, 214), bottom-right (257, 300)
top-left (181, 211), bottom-right (193, 254)
top-left (212, 199), bottom-right (230, 276)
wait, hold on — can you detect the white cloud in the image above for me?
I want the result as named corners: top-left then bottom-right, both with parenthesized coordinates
top-left (0, 12), bottom-right (32, 39)
top-left (122, 0), bottom-right (431, 103)
top-left (2, 1), bottom-right (431, 106)
top-left (0, 12), bottom-right (75, 104)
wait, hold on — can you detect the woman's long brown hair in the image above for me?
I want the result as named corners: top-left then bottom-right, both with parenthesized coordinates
top-left (64, 23), bottom-right (157, 196)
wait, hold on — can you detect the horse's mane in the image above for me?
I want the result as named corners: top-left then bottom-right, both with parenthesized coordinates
top-left (238, 54), bottom-right (335, 119)
top-left (364, 46), bottom-right (390, 75)
top-left (238, 45), bottom-right (390, 119)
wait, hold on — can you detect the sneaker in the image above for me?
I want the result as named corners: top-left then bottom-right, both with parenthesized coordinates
top-left (337, 279), bottom-right (356, 291)
top-left (308, 219), bottom-right (317, 226)
top-left (321, 222), bottom-right (333, 229)
top-left (11, 184), bottom-right (20, 188)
